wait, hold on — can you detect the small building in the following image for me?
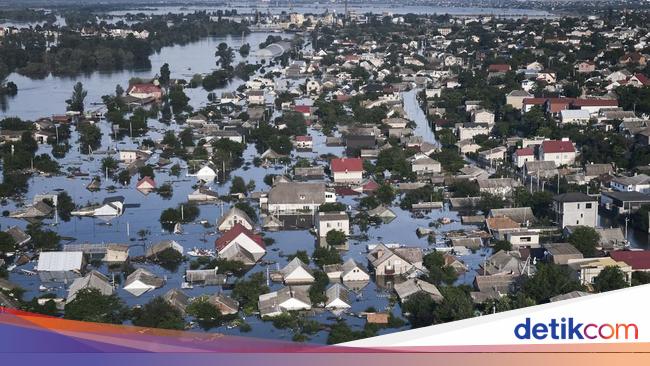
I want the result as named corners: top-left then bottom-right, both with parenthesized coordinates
top-left (216, 207), bottom-right (255, 232)
top-left (281, 257), bottom-right (315, 284)
top-left (325, 283), bottom-right (352, 310)
top-left (600, 191), bottom-right (650, 215)
top-left (513, 147), bottom-right (535, 168)
top-left (146, 240), bottom-right (183, 258)
top-left (505, 231), bottom-right (540, 249)
top-left (163, 289), bottom-right (190, 315)
top-left (316, 211), bottom-right (350, 239)
top-left (136, 176), bottom-right (156, 190)
top-left (36, 251), bottom-right (86, 282)
top-left (294, 135), bottom-right (313, 150)
top-left (543, 243), bottom-right (584, 265)
top-left (208, 293), bottom-right (239, 315)
top-left (258, 285), bottom-right (311, 317)
top-left (123, 268), bottom-right (164, 297)
top-left (341, 259), bottom-right (370, 282)
top-left (215, 224), bottom-right (265, 265)
top-left (66, 270), bottom-right (113, 303)
top-left (411, 155), bottom-right (442, 175)
top-left (568, 257), bottom-right (632, 286)
top-left (4, 226), bottom-right (31, 247)
top-left (367, 244), bottom-right (424, 276)
top-left (393, 278), bottom-right (444, 303)
top-left (538, 140), bottom-right (576, 166)
top-left (477, 178), bottom-right (521, 197)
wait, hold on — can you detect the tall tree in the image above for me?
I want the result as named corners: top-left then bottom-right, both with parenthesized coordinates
top-left (66, 82), bottom-right (87, 112)
top-left (159, 63), bottom-right (170, 85)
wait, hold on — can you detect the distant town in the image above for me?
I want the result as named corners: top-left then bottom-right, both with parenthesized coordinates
top-left (1, 2), bottom-right (650, 344)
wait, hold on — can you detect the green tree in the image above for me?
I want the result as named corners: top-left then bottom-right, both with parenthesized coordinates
top-left (312, 246), bottom-right (342, 267)
top-left (57, 191), bottom-right (76, 222)
top-left (288, 250), bottom-right (310, 265)
top-left (308, 270), bottom-right (329, 304)
top-left (492, 240), bottom-right (512, 252)
top-left (66, 82), bottom-right (87, 112)
top-left (232, 272), bottom-right (269, 314)
top-left (159, 63), bottom-right (170, 85)
top-left (64, 288), bottom-right (126, 324)
top-left (375, 183), bottom-right (395, 205)
top-left (423, 251), bottom-right (458, 286)
top-left (186, 296), bottom-right (225, 330)
top-left (132, 297), bottom-right (185, 330)
top-left (568, 226), bottom-right (600, 257)
top-left (325, 230), bottom-right (347, 247)
top-left (593, 266), bottom-right (628, 292)
top-left (401, 292), bottom-right (436, 328)
top-left (0, 232), bottom-right (16, 253)
top-left (230, 176), bottom-right (247, 195)
top-left (521, 263), bottom-right (585, 303)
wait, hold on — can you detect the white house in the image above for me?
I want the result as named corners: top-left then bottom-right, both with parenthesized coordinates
top-left (281, 258), bottom-right (315, 284)
top-left (553, 192), bottom-right (598, 228)
top-left (262, 182), bottom-right (336, 215)
top-left (505, 230), bottom-right (541, 249)
top-left (325, 283), bottom-right (351, 310)
top-left (411, 154), bottom-right (442, 175)
top-left (215, 224), bottom-right (266, 265)
top-left (341, 259), bottom-right (370, 282)
top-left (195, 165), bottom-right (217, 182)
top-left (538, 139), bottom-right (576, 166)
top-left (331, 158), bottom-right (364, 184)
top-left (216, 207), bottom-right (255, 232)
top-left (560, 109), bottom-right (592, 124)
top-left (316, 211), bottom-right (350, 238)
top-left (610, 174), bottom-right (650, 193)
top-left (513, 147), bottom-right (535, 168)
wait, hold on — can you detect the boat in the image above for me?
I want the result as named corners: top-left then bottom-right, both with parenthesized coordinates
top-left (438, 217), bottom-right (452, 225)
top-left (181, 282), bottom-right (193, 289)
top-left (174, 223), bottom-right (183, 234)
top-left (187, 247), bottom-right (215, 257)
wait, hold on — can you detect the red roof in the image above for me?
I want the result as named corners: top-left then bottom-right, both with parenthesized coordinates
top-left (136, 176), bottom-right (156, 189)
top-left (295, 135), bottom-right (313, 142)
top-left (128, 83), bottom-right (162, 94)
top-left (515, 147), bottom-right (534, 156)
top-left (294, 105), bottom-right (311, 114)
top-left (215, 223), bottom-right (264, 251)
top-left (610, 250), bottom-right (650, 270)
top-left (488, 64), bottom-right (511, 72)
top-left (572, 99), bottom-right (618, 107)
top-left (633, 73), bottom-right (650, 86)
top-left (331, 157), bottom-right (363, 173)
top-left (542, 140), bottom-right (575, 154)
top-left (362, 179), bottom-right (380, 192)
top-left (522, 98), bottom-right (547, 106)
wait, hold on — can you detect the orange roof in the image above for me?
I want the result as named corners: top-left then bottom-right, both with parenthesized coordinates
top-left (486, 216), bottom-right (520, 230)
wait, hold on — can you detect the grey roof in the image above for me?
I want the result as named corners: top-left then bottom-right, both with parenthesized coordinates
top-left (489, 207), bottom-right (535, 224)
top-left (368, 205), bottom-right (397, 218)
top-left (478, 178), bottom-right (521, 189)
top-left (5, 226), bottom-right (30, 245)
top-left (550, 291), bottom-right (591, 302)
top-left (525, 160), bottom-right (558, 176)
top-left (367, 244), bottom-right (423, 268)
top-left (67, 270), bottom-right (113, 303)
top-left (216, 207), bottom-right (254, 228)
top-left (543, 242), bottom-right (582, 256)
top-left (611, 174), bottom-right (650, 186)
top-left (393, 278), bottom-right (444, 302)
top-left (37, 251), bottom-right (84, 272)
top-left (341, 259), bottom-right (369, 278)
top-left (258, 285), bottom-right (311, 316)
top-left (553, 192), bottom-right (597, 203)
top-left (164, 288), bottom-right (190, 314)
top-left (185, 268), bottom-right (226, 285)
top-left (584, 163), bottom-right (613, 177)
top-left (326, 283), bottom-right (351, 307)
top-left (474, 274), bottom-right (517, 293)
top-left (268, 182), bottom-right (327, 205)
top-left (281, 257), bottom-right (313, 277)
top-left (209, 293), bottom-right (240, 313)
top-left (601, 190), bottom-right (650, 202)
top-left (318, 211), bottom-right (349, 222)
top-left (124, 268), bottom-right (164, 288)
top-left (481, 250), bottom-right (526, 276)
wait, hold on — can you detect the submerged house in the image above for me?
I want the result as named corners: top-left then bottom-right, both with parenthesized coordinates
top-left (257, 285), bottom-right (312, 317)
top-left (36, 251), bottom-right (86, 282)
top-left (66, 270), bottom-right (113, 303)
top-left (123, 268), bottom-right (164, 296)
top-left (216, 207), bottom-right (255, 232)
top-left (281, 257), bottom-right (315, 284)
top-left (215, 224), bottom-right (266, 265)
